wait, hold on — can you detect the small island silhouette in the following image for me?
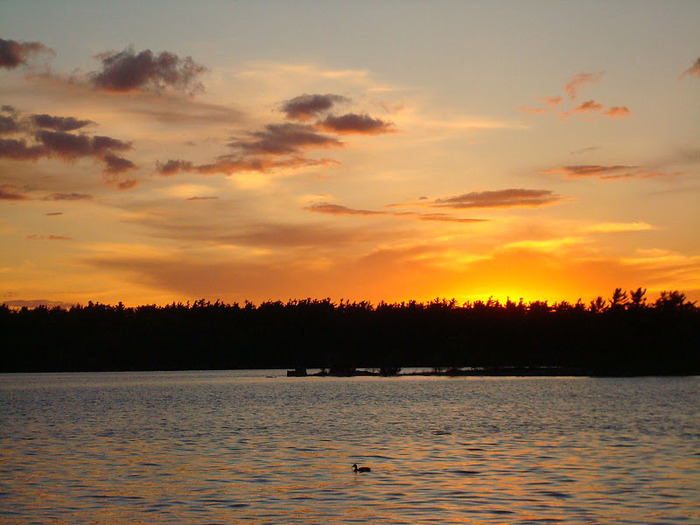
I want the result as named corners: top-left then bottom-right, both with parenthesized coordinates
top-left (1, 288), bottom-right (697, 376)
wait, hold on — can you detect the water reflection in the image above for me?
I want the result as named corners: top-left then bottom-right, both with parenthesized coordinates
top-left (1, 373), bottom-right (698, 523)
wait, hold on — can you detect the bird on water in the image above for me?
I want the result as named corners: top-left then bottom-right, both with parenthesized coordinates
top-left (352, 463), bottom-right (371, 473)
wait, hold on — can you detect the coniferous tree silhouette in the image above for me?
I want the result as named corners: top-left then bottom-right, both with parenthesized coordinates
top-left (1, 289), bottom-right (697, 375)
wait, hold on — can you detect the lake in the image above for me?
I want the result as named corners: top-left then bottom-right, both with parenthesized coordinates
top-left (1, 371), bottom-right (698, 523)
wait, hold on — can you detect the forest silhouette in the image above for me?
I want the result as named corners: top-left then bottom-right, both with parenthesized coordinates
top-left (1, 288), bottom-right (698, 376)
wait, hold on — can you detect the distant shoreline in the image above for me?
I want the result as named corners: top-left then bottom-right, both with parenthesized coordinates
top-left (3, 368), bottom-right (698, 378)
top-left (288, 366), bottom-right (693, 378)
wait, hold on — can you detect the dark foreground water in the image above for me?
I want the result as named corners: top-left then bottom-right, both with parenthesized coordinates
top-left (1, 372), bottom-right (698, 524)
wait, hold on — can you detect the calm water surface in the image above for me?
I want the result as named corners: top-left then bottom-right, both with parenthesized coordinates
top-left (1, 372), bottom-right (698, 524)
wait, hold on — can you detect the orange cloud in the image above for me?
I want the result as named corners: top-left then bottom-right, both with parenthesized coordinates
top-left (519, 96), bottom-right (562, 115)
top-left (564, 72), bottom-right (602, 100)
top-left (603, 106), bottom-right (631, 118)
top-left (543, 165), bottom-right (679, 180)
top-left (523, 74), bottom-right (629, 121)
top-left (561, 101), bottom-right (631, 120)
top-left (573, 100), bottom-right (603, 113)
top-left (543, 96), bottom-right (563, 107)
top-left (680, 57), bottom-right (700, 79)
top-left (544, 164), bottom-right (635, 178)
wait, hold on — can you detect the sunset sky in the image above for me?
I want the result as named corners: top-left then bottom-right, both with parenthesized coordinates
top-left (1, 1), bottom-right (699, 307)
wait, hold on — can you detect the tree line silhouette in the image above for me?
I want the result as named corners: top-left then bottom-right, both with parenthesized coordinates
top-left (1, 288), bottom-right (698, 375)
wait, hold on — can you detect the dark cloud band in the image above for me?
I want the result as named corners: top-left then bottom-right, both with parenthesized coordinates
top-left (316, 113), bottom-right (394, 135)
top-left (31, 114), bottom-right (93, 132)
top-left (434, 189), bottom-right (561, 209)
top-left (230, 123), bottom-right (342, 156)
top-left (0, 108), bottom-right (137, 182)
top-left (281, 93), bottom-right (349, 120)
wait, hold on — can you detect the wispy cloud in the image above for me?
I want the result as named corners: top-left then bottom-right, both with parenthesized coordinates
top-left (26, 234), bottom-right (74, 241)
top-left (196, 155), bottom-right (339, 176)
top-left (0, 186), bottom-right (28, 200)
top-left (518, 105), bottom-right (548, 115)
top-left (521, 72), bottom-right (630, 121)
top-left (306, 202), bottom-right (487, 223)
top-left (416, 213), bottom-right (486, 224)
top-left (602, 106), bottom-right (631, 118)
top-left (560, 100), bottom-right (631, 120)
top-left (543, 165), bottom-right (679, 180)
top-left (307, 203), bottom-right (384, 217)
top-left (229, 123), bottom-right (341, 156)
top-left (518, 95), bottom-right (562, 114)
top-left (432, 189), bottom-right (562, 209)
top-left (543, 96), bottom-right (563, 107)
top-left (571, 146), bottom-right (600, 155)
top-left (564, 72), bottom-right (603, 100)
top-left (43, 192), bottom-right (93, 201)
top-left (186, 196), bottom-right (218, 201)
top-left (501, 237), bottom-right (586, 253)
top-left (680, 57), bottom-right (700, 80)
top-left (571, 99), bottom-right (604, 113)
top-left (584, 222), bottom-right (657, 233)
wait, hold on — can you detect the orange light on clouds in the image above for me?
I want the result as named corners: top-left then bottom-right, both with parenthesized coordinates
top-left (1, 3), bottom-right (699, 308)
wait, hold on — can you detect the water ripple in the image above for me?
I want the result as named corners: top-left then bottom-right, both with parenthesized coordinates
top-left (1, 372), bottom-right (698, 523)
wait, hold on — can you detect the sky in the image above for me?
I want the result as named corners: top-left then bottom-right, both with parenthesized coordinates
top-left (1, 1), bottom-right (699, 308)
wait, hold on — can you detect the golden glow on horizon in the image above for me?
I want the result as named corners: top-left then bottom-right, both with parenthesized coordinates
top-left (1, 3), bottom-right (698, 308)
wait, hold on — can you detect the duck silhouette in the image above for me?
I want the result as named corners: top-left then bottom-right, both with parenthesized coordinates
top-left (352, 463), bottom-right (371, 473)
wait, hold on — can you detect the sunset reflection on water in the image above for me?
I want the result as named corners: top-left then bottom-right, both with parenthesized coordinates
top-left (1, 372), bottom-right (698, 523)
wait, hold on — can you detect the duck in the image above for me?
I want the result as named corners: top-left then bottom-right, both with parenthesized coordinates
top-left (352, 463), bottom-right (371, 473)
